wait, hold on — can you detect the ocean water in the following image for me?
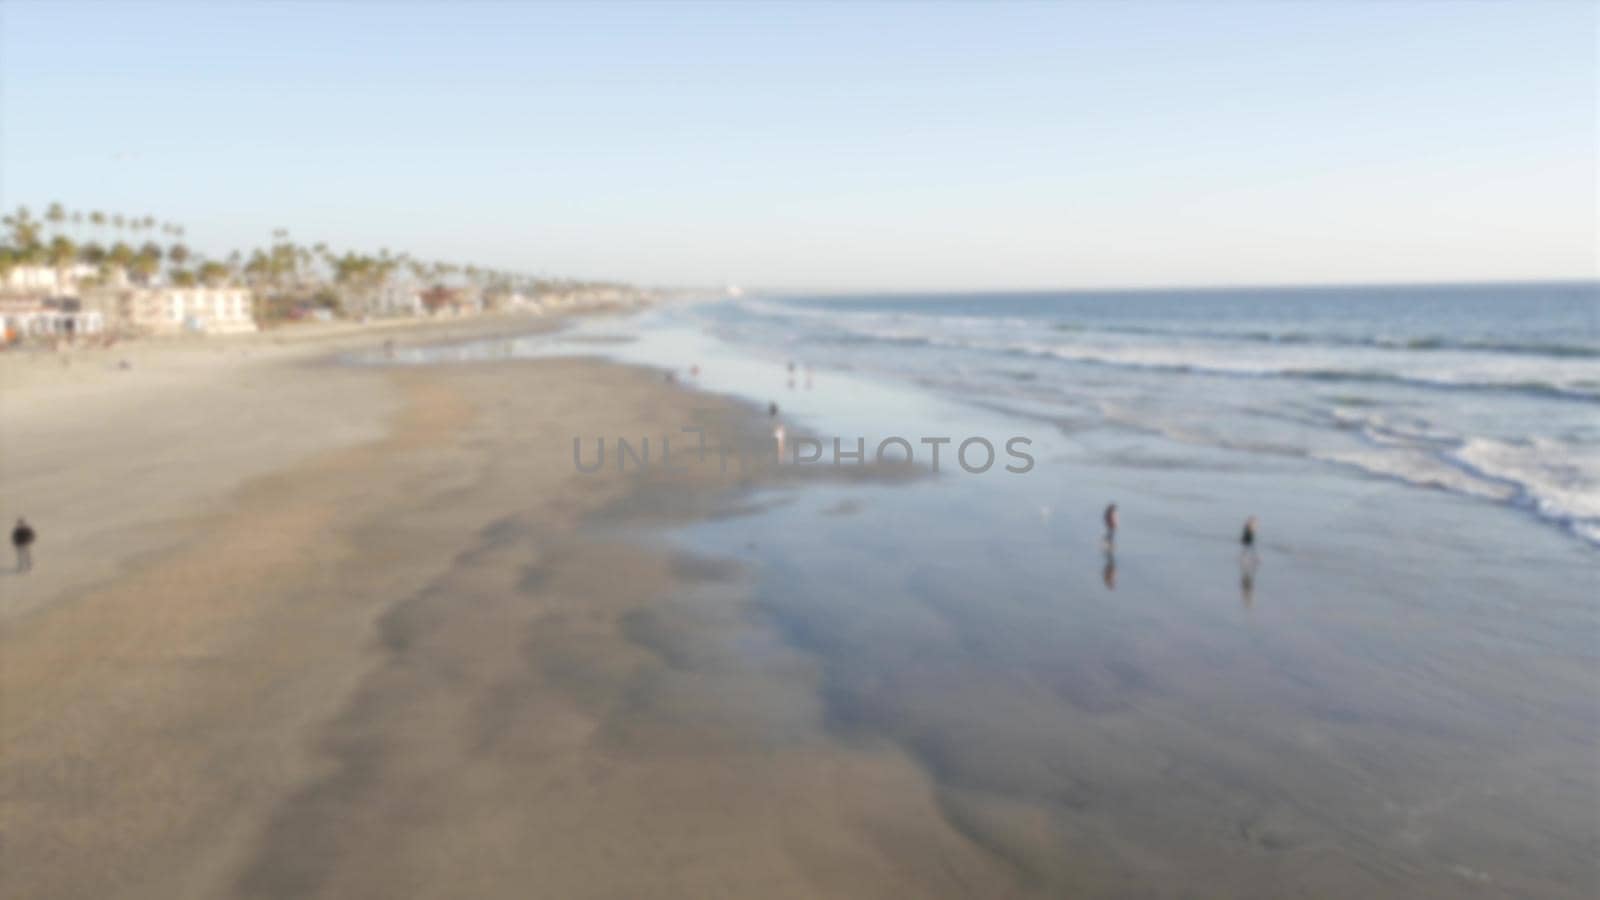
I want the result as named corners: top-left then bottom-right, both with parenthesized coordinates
top-left (694, 283), bottom-right (1600, 546)
top-left (374, 284), bottom-right (1598, 895)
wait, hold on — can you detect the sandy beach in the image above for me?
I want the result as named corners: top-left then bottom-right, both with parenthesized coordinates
top-left (0, 318), bottom-right (1022, 899)
top-left (4, 3), bottom-right (1594, 895)
top-left (2, 308), bottom-right (1595, 899)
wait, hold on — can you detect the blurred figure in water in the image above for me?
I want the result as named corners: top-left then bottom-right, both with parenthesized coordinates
top-left (1239, 561), bottom-right (1257, 608)
top-left (1099, 503), bottom-right (1119, 590)
top-left (1239, 515), bottom-right (1260, 608)
top-left (12, 518), bottom-right (35, 573)
top-left (769, 401), bottom-right (786, 459)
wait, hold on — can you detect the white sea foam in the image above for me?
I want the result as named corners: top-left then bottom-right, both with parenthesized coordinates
top-left (1315, 448), bottom-right (1518, 503)
top-left (897, 331), bottom-right (1598, 399)
top-left (1453, 437), bottom-right (1600, 522)
top-left (703, 290), bottom-right (1600, 546)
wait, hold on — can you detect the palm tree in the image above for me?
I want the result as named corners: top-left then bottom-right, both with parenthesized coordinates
top-left (132, 242), bottom-right (164, 285)
top-left (244, 249), bottom-right (272, 291)
top-left (312, 243), bottom-right (333, 281)
top-left (4, 207), bottom-right (42, 258)
top-left (107, 241), bottom-right (135, 284)
top-left (198, 261), bottom-right (230, 287)
top-left (47, 235), bottom-right (78, 287)
top-left (45, 202), bottom-right (66, 237)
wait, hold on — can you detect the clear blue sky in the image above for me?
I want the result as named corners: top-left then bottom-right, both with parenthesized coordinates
top-left (2, 1), bottom-right (1594, 290)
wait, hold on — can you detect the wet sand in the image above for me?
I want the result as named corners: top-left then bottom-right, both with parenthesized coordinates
top-left (3, 318), bottom-right (1595, 899)
top-left (0, 332), bottom-right (1018, 899)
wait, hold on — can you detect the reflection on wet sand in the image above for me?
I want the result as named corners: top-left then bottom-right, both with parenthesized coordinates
top-left (670, 484), bottom-right (1599, 899)
top-left (1239, 548), bottom-right (1259, 608)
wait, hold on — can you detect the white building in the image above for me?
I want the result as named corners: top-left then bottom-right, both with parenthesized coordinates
top-left (0, 298), bottom-right (103, 341)
top-left (125, 287), bottom-right (258, 335)
top-left (2, 264), bottom-right (99, 295)
top-left (370, 282), bottom-right (423, 318)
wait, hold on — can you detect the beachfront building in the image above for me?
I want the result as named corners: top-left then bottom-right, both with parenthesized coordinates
top-left (117, 286), bottom-right (258, 335)
top-left (0, 296), bottom-right (104, 342)
top-left (454, 286), bottom-right (485, 316)
top-left (2, 263), bottom-right (100, 296)
top-left (419, 285), bottom-right (483, 317)
top-left (369, 281), bottom-right (423, 318)
top-left (497, 291), bottom-right (544, 314)
top-left (536, 290), bottom-right (576, 310)
top-left (536, 286), bottom-right (646, 311)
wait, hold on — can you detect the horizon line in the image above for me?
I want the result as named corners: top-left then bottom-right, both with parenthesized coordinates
top-left (726, 277), bottom-right (1599, 299)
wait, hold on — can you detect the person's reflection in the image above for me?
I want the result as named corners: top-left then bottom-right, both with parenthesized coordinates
top-left (1102, 548), bottom-right (1117, 591)
top-left (1239, 549), bottom-right (1260, 608)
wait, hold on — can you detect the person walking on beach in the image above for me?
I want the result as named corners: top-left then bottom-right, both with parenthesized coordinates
top-left (1099, 503), bottom-right (1119, 589)
top-left (1239, 516), bottom-right (1260, 607)
top-left (12, 518), bottom-right (35, 573)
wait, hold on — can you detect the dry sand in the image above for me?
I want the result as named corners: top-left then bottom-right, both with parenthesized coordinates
top-left (0, 321), bottom-right (1029, 898)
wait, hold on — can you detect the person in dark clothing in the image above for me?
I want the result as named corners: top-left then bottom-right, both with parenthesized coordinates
top-left (12, 518), bottom-right (35, 573)
top-left (1239, 515), bottom-right (1260, 606)
top-left (1103, 503), bottom-right (1119, 541)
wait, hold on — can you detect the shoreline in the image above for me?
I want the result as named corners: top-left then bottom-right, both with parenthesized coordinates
top-left (398, 310), bottom-right (1598, 898)
top-left (0, 315), bottom-right (998, 898)
top-left (2, 308), bottom-right (1594, 898)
